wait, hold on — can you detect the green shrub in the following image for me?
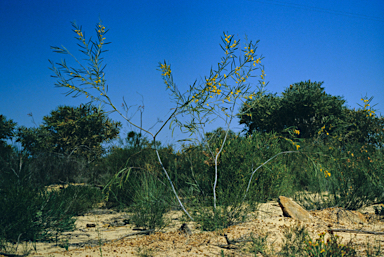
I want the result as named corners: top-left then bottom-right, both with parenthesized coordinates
top-left (56, 184), bottom-right (104, 216)
top-left (293, 135), bottom-right (384, 210)
top-left (280, 224), bottom-right (356, 257)
top-left (129, 171), bottom-right (172, 230)
top-left (0, 152), bottom-right (102, 248)
top-left (0, 164), bottom-right (76, 244)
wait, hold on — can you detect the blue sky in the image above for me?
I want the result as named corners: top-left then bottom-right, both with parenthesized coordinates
top-left (1, 0), bottom-right (383, 147)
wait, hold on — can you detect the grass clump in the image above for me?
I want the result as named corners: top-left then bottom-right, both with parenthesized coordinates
top-left (0, 151), bottom-right (103, 252)
top-left (129, 171), bottom-right (172, 231)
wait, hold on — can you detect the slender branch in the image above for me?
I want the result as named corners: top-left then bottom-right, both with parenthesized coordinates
top-left (243, 151), bottom-right (299, 202)
top-left (155, 149), bottom-right (193, 220)
top-left (213, 102), bottom-right (235, 209)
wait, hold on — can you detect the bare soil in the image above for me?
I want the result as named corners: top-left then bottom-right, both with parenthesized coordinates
top-left (3, 199), bottom-right (383, 257)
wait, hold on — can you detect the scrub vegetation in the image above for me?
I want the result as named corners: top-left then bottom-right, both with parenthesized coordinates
top-left (0, 20), bottom-right (383, 256)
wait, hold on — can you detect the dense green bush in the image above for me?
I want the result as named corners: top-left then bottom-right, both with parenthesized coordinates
top-left (17, 104), bottom-right (121, 162)
top-left (292, 135), bottom-right (384, 210)
top-left (239, 81), bottom-right (347, 138)
top-left (0, 115), bottom-right (16, 159)
top-left (0, 156), bottom-right (75, 244)
top-left (130, 171), bottom-right (173, 230)
top-left (98, 132), bottom-right (177, 209)
top-left (0, 150), bottom-right (102, 248)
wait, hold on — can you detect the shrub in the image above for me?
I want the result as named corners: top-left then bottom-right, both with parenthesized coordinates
top-left (129, 171), bottom-right (172, 230)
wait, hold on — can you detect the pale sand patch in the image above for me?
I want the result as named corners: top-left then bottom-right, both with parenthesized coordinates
top-left (4, 201), bottom-right (384, 257)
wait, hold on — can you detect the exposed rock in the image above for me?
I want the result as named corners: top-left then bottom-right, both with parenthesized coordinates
top-left (278, 196), bottom-right (313, 221)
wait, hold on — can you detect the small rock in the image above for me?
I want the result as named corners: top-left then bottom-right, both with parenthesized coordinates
top-left (278, 196), bottom-right (313, 221)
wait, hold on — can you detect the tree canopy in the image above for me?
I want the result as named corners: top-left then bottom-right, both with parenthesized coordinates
top-left (17, 104), bottom-right (121, 161)
top-left (0, 115), bottom-right (17, 156)
top-left (239, 80), bottom-right (347, 138)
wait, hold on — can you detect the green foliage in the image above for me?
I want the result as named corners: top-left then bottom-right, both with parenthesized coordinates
top-left (17, 104), bottom-right (121, 161)
top-left (191, 203), bottom-right (249, 231)
top-left (240, 80), bottom-right (347, 138)
top-left (30, 153), bottom-right (89, 185)
top-left (130, 171), bottom-right (171, 230)
top-left (0, 156), bottom-right (76, 244)
top-left (280, 224), bottom-right (356, 257)
top-left (0, 115), bottom-right (16, 158)
top-left (47, 20), bottom-right (383, 237)
top-left (0, 148), bottom-right (102, 249)
top-left (56, 184), bottom-right (104, 216)
top-left (179, 129), bottom-right (300, 230)
top-left (248, 233), bottom-right (269, 256)
top-left (335, 97), bottom-right (384, 149)
top-left (0, 115), bottom-right (16, 141)
top-left (99, 132), bottom-right (176, 209)
top-left (291, 133), bottom-right (384, 210)
top-left (305, 232), bottom-right (356, 257)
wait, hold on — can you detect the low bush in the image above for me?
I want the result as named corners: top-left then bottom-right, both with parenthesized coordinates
top-left (0, 151), bottom-right (102, 249)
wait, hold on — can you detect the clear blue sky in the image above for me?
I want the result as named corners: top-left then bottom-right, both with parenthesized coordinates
top-left (1, 0), bottom-right (383, 147)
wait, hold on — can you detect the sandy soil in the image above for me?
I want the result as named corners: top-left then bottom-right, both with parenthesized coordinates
top-left (3, 200), bottom-right (384, 257)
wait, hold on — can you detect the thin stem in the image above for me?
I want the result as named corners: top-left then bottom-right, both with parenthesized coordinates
top-left (155, 149), bottom-right (193, 220)
top-left (213, 101), bottom-right (235, 209)
top-left (243, 151), bottom-right (299, 202)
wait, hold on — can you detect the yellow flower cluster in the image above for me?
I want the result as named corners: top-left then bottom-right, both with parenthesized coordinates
top-left (318, 124), bottom-right (331, 136)
top-left (285, 138), bottom-right (300, 150)
top-left (97, 24), bottom-right (106, 46)
top-left (320, 168), bottom-right (331, 177)
top-left (224, 34), bottom-right (231, 44)
top-left (244, 93), bottom-right (254, 100)
top-left (244, 46), bottom-right (255, 61)
top-left (361, 98), bottom-right (375, 117)
top-left (230, 40), bottom-right (237, 49)
top-left (260, 69), bottom-right (265, 80)
top-left (74, 29), bottom-right (83, 38)
top-left (160, 63), bottom-right (171, 77)
top-left (98, 24), bottom-right (106, 33)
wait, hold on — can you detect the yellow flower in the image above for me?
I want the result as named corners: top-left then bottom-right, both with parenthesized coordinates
top-left (296, 145), bottom-right (300, 150)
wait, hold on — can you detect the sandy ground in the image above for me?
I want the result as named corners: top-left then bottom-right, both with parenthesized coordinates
top-left (2, 200), bottom-right (384, 257)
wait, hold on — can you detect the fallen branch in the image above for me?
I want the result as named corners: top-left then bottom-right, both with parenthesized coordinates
top-left (329, 228), bottom-right (384, 235)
